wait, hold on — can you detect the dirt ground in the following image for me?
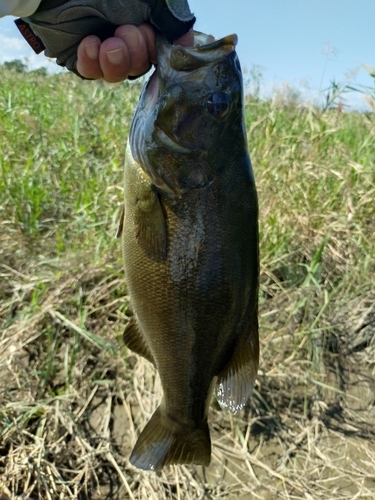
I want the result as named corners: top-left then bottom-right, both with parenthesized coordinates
top-left (1, 268), bottom-right (375, 500)
top-left (67, 354), bottom-right (375, 500)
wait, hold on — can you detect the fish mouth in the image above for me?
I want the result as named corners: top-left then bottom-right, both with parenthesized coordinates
top-left (154, 126), bottom-right (191, 153)
top-left (159, 32), bottom-right (237, 72)
top-left (145, 31), bottom-right (238, 111)
top-left (143, 31), bottom-right (238, 154)
top-left (194, 33), bottom-right (238, 52)
top-left (145, 67), bottom-right (190, 154)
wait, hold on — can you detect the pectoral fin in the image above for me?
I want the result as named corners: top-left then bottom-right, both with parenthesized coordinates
top-left (215, 317), bottom-right (259, 414)
top-left (134, 182), bottom-right (167, 261)
top-left (123, 316), bottom-right (155, 366)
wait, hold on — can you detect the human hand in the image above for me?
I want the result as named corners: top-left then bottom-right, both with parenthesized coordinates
top-left (77, 25), bottom-right (194, 82)
top-left (76, 24), bottom-right (156, 82)
top-left (20, 0), bottom-right (195, 80)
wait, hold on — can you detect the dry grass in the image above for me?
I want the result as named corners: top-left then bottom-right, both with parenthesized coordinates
top-left (1, 68), bottom-right (375, 499)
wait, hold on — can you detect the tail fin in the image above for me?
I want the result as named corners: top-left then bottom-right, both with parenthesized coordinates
top-left (130, 406), bottom-right (211, 471)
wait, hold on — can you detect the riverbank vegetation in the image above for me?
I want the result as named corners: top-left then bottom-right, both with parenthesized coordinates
top-left (1, 67), bottom-right (374, 499)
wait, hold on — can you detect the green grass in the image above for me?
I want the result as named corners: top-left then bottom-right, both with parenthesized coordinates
top-left (0, 67), bottom-right (375, 499)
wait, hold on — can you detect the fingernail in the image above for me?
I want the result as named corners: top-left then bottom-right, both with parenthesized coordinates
top-left (85, 41), bottom-right (99, 60)
top-left (119, 32), bottom-right (139, 54)
top-left (107, 48), bottom-right (123, 64)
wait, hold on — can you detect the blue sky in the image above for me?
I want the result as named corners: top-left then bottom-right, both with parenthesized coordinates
top-left (0, 0), bottom-right (374, 108)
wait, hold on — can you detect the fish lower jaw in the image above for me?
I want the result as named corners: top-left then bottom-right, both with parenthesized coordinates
top-left (154, 126), bottom-right (191, 153)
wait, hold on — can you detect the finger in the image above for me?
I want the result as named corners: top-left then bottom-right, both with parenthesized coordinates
top-left (99, 37), bottom-right (130, 83)
top-left (76, 35), bottom-right (103, 79)
top-left (173, 29), bottom-right (194, 47)
top-left (115, 25), bottom-right (150, 78)
top-left (138, 24), bottom-right (157, 64)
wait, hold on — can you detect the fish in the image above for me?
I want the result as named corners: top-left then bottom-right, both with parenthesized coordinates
top-left (118, 31), bottom-right (259, 471)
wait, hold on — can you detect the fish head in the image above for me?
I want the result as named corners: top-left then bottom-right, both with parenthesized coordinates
top-left (129, 32), bottom-right (247, 195)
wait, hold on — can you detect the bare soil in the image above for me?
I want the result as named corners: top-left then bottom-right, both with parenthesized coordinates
top-left (40, 355), bottom-right (375, 500)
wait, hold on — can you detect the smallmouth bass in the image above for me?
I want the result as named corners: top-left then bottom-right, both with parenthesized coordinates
top-left (118, 31), bottom-right (259, 471)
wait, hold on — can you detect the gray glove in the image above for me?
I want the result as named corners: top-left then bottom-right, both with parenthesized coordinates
top-left (20, 0), bottom-right (195, 77)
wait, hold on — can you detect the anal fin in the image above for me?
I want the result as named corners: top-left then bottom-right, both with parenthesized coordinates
top-left (215, 318), bottom-right (259, 414)
top-left (123, 316), bottom-right (155, 366)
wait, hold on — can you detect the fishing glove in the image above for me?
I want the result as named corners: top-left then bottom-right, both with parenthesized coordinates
top-left (18, 0), bottom-right (195, 77)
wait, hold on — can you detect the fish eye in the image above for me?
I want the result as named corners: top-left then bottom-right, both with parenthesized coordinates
top-left (207, 92), bottom-right (230, 117)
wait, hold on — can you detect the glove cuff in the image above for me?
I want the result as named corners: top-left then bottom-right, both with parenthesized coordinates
top-left (36, 0), bottom-right (70, 12)
top-left (141, 0), bottom-right (195, 42)
top-left (151, 9), bottom-right (195, 42)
